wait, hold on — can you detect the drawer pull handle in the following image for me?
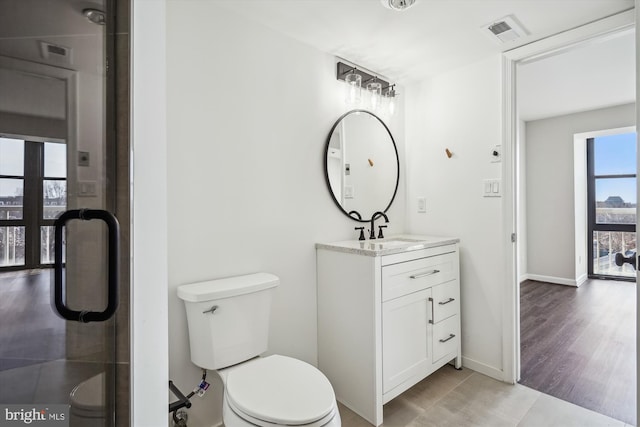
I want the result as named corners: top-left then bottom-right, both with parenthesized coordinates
top-left (428, 297), bottom-right (434, 324)
top-left (410, 269), bottom-right (440, 279)
top-left (439, 297), bottom-right (455, 305)
top-left (439, 333), bottom-right (456, 343)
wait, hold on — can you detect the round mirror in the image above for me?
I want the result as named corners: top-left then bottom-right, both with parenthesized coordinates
top-left (324, 110), bottom-right (399, 222)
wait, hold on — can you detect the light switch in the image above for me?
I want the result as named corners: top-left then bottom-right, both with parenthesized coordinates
top-left (417, 197), bottom-right (426, 213)
top-left (483, 179), bottom-right (501, 197)
top-left (78, 180), bottom-right (97, 197)
top-left (344, 185), bottom-right (354, 199)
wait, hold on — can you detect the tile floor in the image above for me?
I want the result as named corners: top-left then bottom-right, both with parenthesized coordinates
top-left (339, 365), bottom-right (632, 427)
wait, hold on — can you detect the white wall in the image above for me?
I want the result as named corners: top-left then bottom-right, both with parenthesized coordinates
top-left (405, 55), bottom-right (505, 378)
top-left (132, 0), bottom-right (169, 425)
top-left (524, 103), bottom-right (635, 284)
top-left (166, 2), bottom-right (405, 425)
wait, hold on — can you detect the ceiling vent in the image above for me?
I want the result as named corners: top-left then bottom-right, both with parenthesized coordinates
top-left (39, 41), bottom-right (73, 66)
top-left (482, 15), bottom-right (528, 44)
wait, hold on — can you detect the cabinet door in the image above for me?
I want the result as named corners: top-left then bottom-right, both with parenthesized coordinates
top-left (382, 289), bottom-right (432, 394)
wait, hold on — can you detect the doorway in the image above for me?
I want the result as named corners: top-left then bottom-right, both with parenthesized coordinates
top-left (503, 10), bottom-right (636, 426)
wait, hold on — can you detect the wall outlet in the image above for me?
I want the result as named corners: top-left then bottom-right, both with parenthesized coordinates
top-left (417, 197), bottom-right (426, 213)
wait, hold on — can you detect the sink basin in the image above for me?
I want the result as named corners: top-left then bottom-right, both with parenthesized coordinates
top-left (372, 237), bottom-right (424, 247)
top-left (376, 237), bottom-right (425, 245)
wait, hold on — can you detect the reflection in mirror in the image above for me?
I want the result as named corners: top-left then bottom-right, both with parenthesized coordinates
top-left (324, 110), bottom-right (399, 222)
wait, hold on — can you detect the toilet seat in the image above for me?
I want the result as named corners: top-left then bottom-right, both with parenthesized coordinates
top-left (225, 355), bottom-right (336, 426)
top-left (69, 373), bottom-right (106, 418)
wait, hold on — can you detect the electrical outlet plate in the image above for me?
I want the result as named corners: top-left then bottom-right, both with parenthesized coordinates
top-left (483, 179), bottom-right (501, 197)
top-left (417, 197), bottom-right (426, 213)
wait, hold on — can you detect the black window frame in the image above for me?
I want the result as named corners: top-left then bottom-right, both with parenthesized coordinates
top-left (586, 136), bottom-right (636, 281)
top-left (0, 138), bottom-right (66, 271)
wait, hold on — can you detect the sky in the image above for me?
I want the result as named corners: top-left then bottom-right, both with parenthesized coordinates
top-left (0, 137), bottom-right (66, 197)
top-left (594, 132), bottom-right (637, 204)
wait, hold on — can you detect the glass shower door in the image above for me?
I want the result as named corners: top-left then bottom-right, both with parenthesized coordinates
top-left (0, 1), bottom-right (122, 425)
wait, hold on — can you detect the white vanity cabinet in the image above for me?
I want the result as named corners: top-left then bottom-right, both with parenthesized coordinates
top-left (316, 236), bottom-right (461, 426)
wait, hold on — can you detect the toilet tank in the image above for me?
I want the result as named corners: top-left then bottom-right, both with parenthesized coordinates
top-left (177, 273), bottom-right (279, 370)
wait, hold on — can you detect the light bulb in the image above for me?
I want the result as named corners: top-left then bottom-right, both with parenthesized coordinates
top-left (367, 82), bottom-right (382, 111)
top-left (388, 97), bottom-right (396, 115)
top-left (345, 72), bottom-right (362, 106)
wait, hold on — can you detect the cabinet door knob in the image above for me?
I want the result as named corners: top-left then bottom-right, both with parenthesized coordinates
top-left (438, 297), bottom-right (455, 305)
top-left (410, 269), bottom-right (440, 279)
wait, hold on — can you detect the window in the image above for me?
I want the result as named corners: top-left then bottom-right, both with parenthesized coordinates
top-left (587, 133), bottom-right (637, 279)
top-left (0, 137), bottom-right (66, 269)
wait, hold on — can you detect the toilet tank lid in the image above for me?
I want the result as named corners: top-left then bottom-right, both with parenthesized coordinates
top-left (177, 273), bottom-right (279, 302)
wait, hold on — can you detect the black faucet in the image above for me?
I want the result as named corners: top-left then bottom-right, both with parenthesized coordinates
top-left (369, 211), bottom-right (389, 239)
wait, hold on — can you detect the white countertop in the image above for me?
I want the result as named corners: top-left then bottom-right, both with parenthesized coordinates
top-left (316, 234), bottom-right (459, 257)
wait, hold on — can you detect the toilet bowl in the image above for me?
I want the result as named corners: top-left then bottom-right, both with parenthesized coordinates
top-left (69, 372), bottom-right (106, 427)
top-left (219, 355), bottom-right (340, 427)
top-left (177, 273), bottom-right (341, 427)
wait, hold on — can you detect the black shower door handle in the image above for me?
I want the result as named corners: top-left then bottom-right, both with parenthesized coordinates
top-left (54, 209), bottom-right (120, 323)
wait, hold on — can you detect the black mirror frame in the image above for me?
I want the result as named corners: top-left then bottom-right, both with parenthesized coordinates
top-left (323, 109), bottom-right (400, 223)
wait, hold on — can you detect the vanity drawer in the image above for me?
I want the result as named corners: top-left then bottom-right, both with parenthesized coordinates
top-left (433, 315), bottom-right (459, 363)
top-left (432, 280), bottom-right (459, 323)
top-left (382, 252), bottom-right (456, 302)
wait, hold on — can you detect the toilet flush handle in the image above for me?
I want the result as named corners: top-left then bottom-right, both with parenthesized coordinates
top-left (202, 305), bottom-right (218, 314)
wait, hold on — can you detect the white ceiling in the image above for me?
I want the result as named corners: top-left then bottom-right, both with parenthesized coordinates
top-left (517, 29), bottom-right (636, 121)
top-left (214, 0), bottom-right (635, 84)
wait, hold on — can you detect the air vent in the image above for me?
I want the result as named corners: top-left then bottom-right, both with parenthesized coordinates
top-left (39, 41), bottom-right (73, 66)
top-left (481, 15), bottom-right (528, 44)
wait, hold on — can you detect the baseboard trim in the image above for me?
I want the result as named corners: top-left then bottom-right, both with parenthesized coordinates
top-left (522, 274), bottom-right (579, 287)
top-left (461, 357), bottom-right (504, 382)
top-left (575, 273), bottom-right (588, 287)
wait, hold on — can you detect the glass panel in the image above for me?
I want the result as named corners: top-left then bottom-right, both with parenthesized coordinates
top-left (592, 231), bottom-right (637, 278)
top-left (40, 226), bottom-right (57, 264)
top-left (595, 177), bottom-right (636, 224)
top-left (0, 226), bottom-right (25, 267)
top-left (44, 142), bottom-right (67, 178)
top-left (0, 137), bottom-right (24, 176)
top-left (0, 178), bottom-right (23, 219)
top-left (43, 180), bottom-right (66, 219)
top-left (594, 133), bottom-right (637, 176)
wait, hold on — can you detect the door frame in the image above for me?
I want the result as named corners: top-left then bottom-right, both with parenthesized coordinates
top-left (501, 9), bottom-right (636, 384)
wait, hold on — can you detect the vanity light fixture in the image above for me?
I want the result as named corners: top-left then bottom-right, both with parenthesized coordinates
top-left (336, 61), bottom-right (396, 114)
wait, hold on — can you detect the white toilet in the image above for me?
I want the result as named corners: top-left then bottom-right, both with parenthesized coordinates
top-left (177, 273), bottom-right (341, 427)
top-left (69, 372), bottom-right (106, 427)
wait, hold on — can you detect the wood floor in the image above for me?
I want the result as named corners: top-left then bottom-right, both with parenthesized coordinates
top-left (519, 279), bottom-right (636, 425)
